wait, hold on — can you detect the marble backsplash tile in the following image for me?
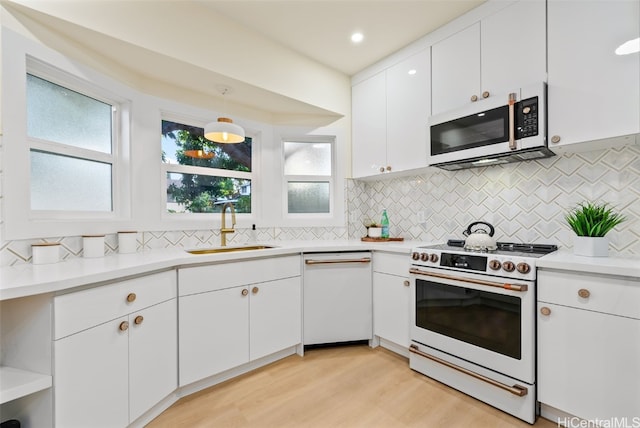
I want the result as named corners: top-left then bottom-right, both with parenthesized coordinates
top-left (2, 144), bottom-right (639, 266)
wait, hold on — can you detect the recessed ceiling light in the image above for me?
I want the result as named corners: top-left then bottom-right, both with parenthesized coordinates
top-left (351, 32), bottom-right (364, 43)
top-left (615, 37), bottom-right (640, 55)
top-left (408, 69), bottom-right (417, 75)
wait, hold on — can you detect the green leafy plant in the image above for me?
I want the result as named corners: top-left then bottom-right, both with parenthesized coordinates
top-left (565, 202), bottom-right (626, 237)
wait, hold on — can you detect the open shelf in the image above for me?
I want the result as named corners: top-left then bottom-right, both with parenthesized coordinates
top-left (0, 366), bottom-right (52, 404)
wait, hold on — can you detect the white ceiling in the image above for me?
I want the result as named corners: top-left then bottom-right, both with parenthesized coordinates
top-left (5, 0), bottom-right (486, 122)
top-left (200, 0), bottom-right (486, 76)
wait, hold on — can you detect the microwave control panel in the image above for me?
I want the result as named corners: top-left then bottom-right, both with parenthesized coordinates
top-left (516, 96), bottom-right (539, 138)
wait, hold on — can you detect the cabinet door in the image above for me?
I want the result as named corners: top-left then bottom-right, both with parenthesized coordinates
top-left (373, 272), bottom-right (410, 347)
top-left (249, 277), bottom-right (301, 361)
top-left (481, 0), bottom-right (546, 98)
top-left (538, 302), bottom-right (640, 420)
top-left (129, 299), bottom-right (177, 422)
top-left (352, 71), bottom-right (387, 178)
top-left (386, 49), bottom-right (430, 173)
top-left (178, 287), bottom-right (249, 386)
top-left (54, 318), bottom-right (129, 428)
top-left (548, 0), bottom-right (640, 148)
top-left (431, 23), bottom-right (480, 115)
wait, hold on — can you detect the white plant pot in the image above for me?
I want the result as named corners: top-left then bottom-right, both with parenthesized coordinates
top-left (368, 227), bottom-right (382, 238)
top-left (573, 235), bottom-right (609, 257)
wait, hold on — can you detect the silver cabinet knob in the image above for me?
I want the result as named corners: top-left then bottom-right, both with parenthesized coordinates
top-left (551, 135), bottom-right (561, 144)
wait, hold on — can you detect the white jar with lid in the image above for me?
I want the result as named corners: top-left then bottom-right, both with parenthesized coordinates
top-left (83, 235), bottom-right (105, 258)
top-left (32, 242), bottom-right (60, 265)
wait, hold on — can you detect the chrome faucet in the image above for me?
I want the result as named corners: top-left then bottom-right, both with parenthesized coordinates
top-left (220, 202), bottom-right (236, 246)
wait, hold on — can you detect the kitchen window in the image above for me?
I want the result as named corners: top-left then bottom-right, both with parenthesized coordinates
top-left (162, 119), bottom-right (253, 214)
top-left (27, 73), bottom-right (117, 212)
top-left (283, 138), bottom-right (334, 215)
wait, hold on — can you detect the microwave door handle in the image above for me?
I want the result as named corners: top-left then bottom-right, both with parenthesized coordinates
top-left (508, 92), bottom-right (517, 150)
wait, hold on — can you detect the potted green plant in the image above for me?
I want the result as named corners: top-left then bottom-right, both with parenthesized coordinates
top-left (363, 219), bottom-right (382, 238)
top-left (565, 202), bottom-right (626, 257)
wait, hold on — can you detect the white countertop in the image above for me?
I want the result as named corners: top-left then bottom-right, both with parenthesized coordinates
top-left (0, 240), bottom-right (422, 301)
top-left (537, 250), bottom-right (640, 279)
top-left (5, 240), bottom-right (639, 301)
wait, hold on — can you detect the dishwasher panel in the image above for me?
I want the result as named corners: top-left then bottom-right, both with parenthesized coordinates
top-left (303, 252), bottom-right (372, 345)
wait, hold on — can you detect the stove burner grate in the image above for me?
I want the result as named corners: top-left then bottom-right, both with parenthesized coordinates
top-left (446, 239), bottom-right (557, 254)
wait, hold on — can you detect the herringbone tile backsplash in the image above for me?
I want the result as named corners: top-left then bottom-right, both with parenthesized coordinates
top-left (2, 144), bottom-right (639, 265)
top-left (348, 144), bottom-right (640, 254)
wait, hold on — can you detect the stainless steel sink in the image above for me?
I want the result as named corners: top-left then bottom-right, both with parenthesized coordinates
top-left (185, 245), bottom-right (275, 255)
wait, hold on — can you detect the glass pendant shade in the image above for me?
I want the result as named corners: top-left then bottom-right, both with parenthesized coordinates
top-left (204, 117), bottom-right (245, 143)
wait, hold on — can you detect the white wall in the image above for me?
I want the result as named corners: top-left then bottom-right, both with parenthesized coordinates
top-left (0, 10), bottom-right (350, 261)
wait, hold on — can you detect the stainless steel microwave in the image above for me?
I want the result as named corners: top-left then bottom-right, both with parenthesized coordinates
top-left (428, 82), bottom-right (553, 170)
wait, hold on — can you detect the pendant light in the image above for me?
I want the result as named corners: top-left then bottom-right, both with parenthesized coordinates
top-left (204, 86), bottom-right (245, 144)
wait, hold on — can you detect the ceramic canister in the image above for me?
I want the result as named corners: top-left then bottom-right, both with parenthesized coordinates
top-left (83, 235), bottom-right (105, 258)
top-left (32, 242), bottom-right (60, 265)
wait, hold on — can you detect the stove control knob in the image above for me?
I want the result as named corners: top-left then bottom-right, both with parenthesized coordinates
top-left (420, 252), bottom-right (429, 262)
top-left (411, 252), bottom-right (420, 261)
top-left (516, 262), bottom-right (531, 274)
top-left (488, 260), bottom-right (501, 270)
top-left (502, 261), bottom-right (516, 272)
top-left (429, 253), bottom-right (439, 263)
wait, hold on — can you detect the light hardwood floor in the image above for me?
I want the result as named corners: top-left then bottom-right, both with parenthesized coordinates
top-left (147, 345), bottom-right (557, 428)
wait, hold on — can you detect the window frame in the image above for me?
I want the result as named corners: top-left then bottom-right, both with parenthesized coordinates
top-left (1, 44), bottom-right (132, 240)
top-left (282, 136), bottom-right (336, 220)
top-left (26, 69), bottom-right (121, 217)
top-left (160, 113), bottom-right (257, 221)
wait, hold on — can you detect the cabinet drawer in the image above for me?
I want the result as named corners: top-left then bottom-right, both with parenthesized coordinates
top-left (178, 255), bottom-right (301, 296)
top-left (373, 252), bottom-right (409, 277)
top-left (538, 269), bottom-right (640, 320)
top-left (54, 271), bottom-right (177, 339)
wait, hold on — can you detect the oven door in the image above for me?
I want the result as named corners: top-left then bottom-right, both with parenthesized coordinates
top-left (409, 266), bottom-right (535, 384)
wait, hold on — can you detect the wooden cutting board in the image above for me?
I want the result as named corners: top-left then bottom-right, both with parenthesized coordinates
top-left (361, 237), bottom-right (404, 242)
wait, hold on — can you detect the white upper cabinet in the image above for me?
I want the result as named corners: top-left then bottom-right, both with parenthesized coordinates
top-left (547, 0), bottom-right (640, 150)
top-left (385, 50), bottom-right (431, 174)
top-left (431, 0), bottom-right (546, 115)
top-left (352, 71), bottom-right (387, 178)
top-left (431, 23), bottom-right (481, 115)
top-left (352, 49), bottom-right (430, 178)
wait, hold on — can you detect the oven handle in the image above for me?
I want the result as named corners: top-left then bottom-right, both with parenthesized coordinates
top-left (409, 344), bottom-right (528, 397)
top-left (409, 268), bottom-right (528, 292)
top-left (305, 257), bottom-right (371, 265)
top-left (508, 92), bottom-right (517, 150)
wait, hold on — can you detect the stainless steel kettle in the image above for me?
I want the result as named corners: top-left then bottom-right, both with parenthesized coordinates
top-left (462, 221), bottom-right (497, 251)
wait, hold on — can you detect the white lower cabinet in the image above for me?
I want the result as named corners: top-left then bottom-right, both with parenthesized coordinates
top-left (372, 252), bottom-right (410, 352)
top-left (128, 300), bottom-right (177, 422)
top-left (178, 256), bottom-right (302, 387)
top-left (53, 271), bottom-right (177, 428)
top-left (179, 287), bottom-right (250, 385)
top-left (249, 277), bottom-right (301, 361)
top-left (54, 317), bottom-right (129, 428)
top-left (537, 269), bottom-right (640, 421)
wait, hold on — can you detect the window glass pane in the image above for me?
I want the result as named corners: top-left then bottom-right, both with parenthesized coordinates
top-left (162, 120), bottom-right (252, 171)
top-left (287, 182), bottom-right (330, 214)
top-left (27, 74), bottom-right (112, 153)
top-left (166, 172), bottom-right (251, 214)
top-left (284, 141), bottom-right (331, 175)
top-left (30, 151), bottom-right (112, 211)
